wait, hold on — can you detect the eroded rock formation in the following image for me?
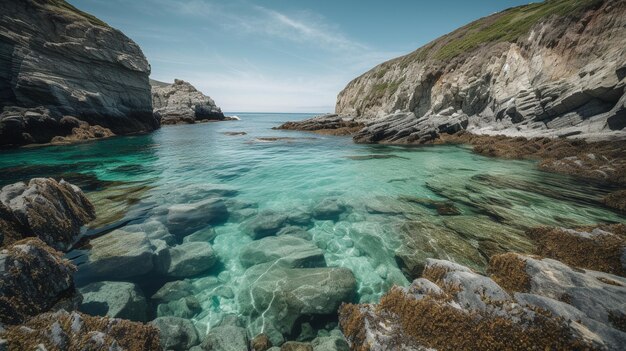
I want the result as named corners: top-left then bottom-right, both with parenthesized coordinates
top-left (0, 0), bottom-right (158, 147)
top-left (334, 0), bottom-right (626, 143)
top-left (152, 79), bottom-right (225, 125)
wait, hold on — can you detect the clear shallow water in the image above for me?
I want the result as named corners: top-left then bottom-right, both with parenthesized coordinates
top-left (1, 112), bottom-right (624, 341)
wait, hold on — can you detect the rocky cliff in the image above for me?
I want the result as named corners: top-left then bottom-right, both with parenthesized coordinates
top-left (0, 0), bottom-right (158, 147)
top-left (335, 0), bottom-right (626, 143)
top-left (151, 79), bottom-right (225, 125)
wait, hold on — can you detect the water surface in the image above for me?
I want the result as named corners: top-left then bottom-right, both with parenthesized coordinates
top-left (1, 112), bottom-right (623, 341)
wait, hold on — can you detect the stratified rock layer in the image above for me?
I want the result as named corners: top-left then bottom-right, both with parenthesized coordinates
top-left (0, 0), bottom-right (158, 147)
top-left (152, 79), bottom-right (225, 125)
top-left (334, 0), bottom-right (626, 143)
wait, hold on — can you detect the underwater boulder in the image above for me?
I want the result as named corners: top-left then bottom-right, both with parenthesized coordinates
top-left (79, 281), bottom-right (147, 322)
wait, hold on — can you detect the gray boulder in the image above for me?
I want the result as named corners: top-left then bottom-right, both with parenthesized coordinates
top-left (150, 316), bottom-right (200, 351)
top-left (201, 325), bottom-right (249, 351)
top-left (76, 230), bottom-right (155, 280)
top-left (79, 281), bottom-right (147, 321)
top-left (312, 198), bottom-right (347, 221)
top-left (239, 236), bottom-right (325, 268)
top-left (243, 210), bottom-right (312, 239)
top-left (152, 280), bottom-right (195, 303)
top-left (238, 264), bottom-right (356, 345)
top-left (157, 296), bottom-right (202, 319)
top-left (167, 198), bottom-right (228, 237)
top-left (156, 242), bottom-right (217, 278)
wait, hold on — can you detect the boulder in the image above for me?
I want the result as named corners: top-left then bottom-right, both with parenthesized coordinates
top-left (184, 227), bottom-right (218, 243)
top-left (157, 296), bottom-right (202, 319)
top-left (312, 199), bottom-right (346, 221)
top-left (311, 333), bottom-right (349, 351)
top-left (76, 230), bottom-right (155, 280)
top-left (281, 342), bottom-right (313, 351)
top-left (150, 316), bottom-right (200, 351)
top-left (156, 242), bottom-right (217, 278)
top-left (238, 264), bottom-right (356, 344)
top-left (0, 178), bottom-right (95, 250)
top-left (239, 236), bottom-right (325, 268)
top-left (0, 310), bottom-right (161, 350)
top-left (0, 238), bottom-right (79, 324)
top-left (243, 210), bottom-right (312, 239)
top-left (167, 198), bottom-right (228, 237)
top-left (251, 334), bottom-right (273, 351)
top-left (79, 281), bottom-right (147, 322)
top-left (201, 325), bottom-right (249, 351)
top-left (152, 280), bottom-right (195, 303)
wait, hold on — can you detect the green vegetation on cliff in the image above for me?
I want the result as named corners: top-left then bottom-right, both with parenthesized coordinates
top-left (42, 0), bottom-right (108, 27)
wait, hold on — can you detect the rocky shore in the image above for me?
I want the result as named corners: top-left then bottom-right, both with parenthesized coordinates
top-left (0, 178), bottom-right (161, 349)
top-left (0, 0), bottom-right (159, 148)
top-left (339, 224), bottom-right (626, 350)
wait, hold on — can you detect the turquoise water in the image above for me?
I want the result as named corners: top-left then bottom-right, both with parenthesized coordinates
top-left (1, 112), bottom-right (624, 342)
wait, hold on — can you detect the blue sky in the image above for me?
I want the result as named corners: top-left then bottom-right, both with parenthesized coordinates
top-left (69, 0), bottom-right (533, 112)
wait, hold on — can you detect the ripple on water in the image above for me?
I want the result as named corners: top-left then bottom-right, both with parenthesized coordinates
top-left (3, 113), bottom-right (624, 345)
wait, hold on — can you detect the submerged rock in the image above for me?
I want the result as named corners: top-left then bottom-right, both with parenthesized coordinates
top-left (167, 198), bottom-right (229, 237)
top-left (157, 296), bottom-right (202, 319)
top-left (1, 310), bottom-right (162, 350)
top-left (239, 235), bottom-right (325, 268)
top-left (152, 79), bottom-right (225, 124)
top-left (201, 325), bottom-right (249, 351)
top-left (243, 210), bottom-right (312, 239)
top-left (312, 198), bottom-right (347, 221)
top-left (238, 264), bottom-right (357, 345)
top-left (77, 230), bottom-right (155, 280)
top-left (150, 316), bottom-right (200, 351)
top-left (0, 178), bottom-right (95, 250)
top-left (79, 281), bottom-right (148, 322)
top-left (152, 280), bottom-right (196, 303)
top-left (0, 238), bottom-right (79, 324)
top-left (280, 341), bottom-right (313, 351)
top-left (251, 334), bottom-right (273, 351)
top-left (156, 241), bottom-right (217, 278)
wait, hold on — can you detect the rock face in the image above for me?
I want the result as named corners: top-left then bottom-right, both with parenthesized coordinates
top-left (152, 79), bottom-right (225, 125)
top-left (0, 178), bottom-right (95, 251)
top-left (0, 238), bottom-right (79, 325)
top-left (332, 0), bottom-right (626, 143)
top-left (339, 257), bottom-right (626, 350)
top-left (0, 0), bottom-right (158, 147)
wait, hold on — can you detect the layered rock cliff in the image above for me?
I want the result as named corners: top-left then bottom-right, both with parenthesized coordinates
top-left (335, 0), bottom-right (626, 143)
top-left (0, 0), bottom-right (158, 147)
top-left (151, 79), bottom-right (225, 125)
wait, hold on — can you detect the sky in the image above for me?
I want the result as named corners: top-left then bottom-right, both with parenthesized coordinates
top-left (69, 0), bottom-right (534, 113)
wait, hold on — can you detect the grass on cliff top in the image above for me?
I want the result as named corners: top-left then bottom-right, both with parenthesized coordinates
top-left (399, 0), bottom-right (604, 64)
top-left (44, 0), bottom-right (108, 27)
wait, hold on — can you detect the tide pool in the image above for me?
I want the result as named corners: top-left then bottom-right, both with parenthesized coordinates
top-left (1, 112), bottom-right (623, 344)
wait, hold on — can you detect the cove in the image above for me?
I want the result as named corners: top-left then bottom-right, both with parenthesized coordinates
top-left (0, 113), bottom-right (623, 344)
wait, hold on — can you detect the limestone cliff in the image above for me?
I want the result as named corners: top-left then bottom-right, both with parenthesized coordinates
top-left (336, 0), bottom-right (626, 143)
top-left (0, 0), bottom-right (158, 147)
top-left (151, 79), bottom-right (225, 125)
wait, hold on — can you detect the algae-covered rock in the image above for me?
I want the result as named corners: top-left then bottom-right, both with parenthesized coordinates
top-left (0, 238), bottom-right (79, 324)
